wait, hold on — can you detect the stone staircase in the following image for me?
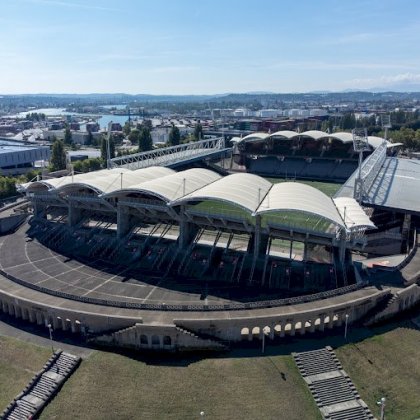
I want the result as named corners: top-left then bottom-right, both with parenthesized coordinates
top-left (1, 350), bottom-right (81, 420)
top-left (174, 326), bottom-right (229, 351)
top-left (293, 347), bottom-right (373, 420)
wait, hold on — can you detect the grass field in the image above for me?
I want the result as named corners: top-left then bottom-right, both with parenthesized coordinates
top-left (336, 323), bottom-right (420, 420)
top-left (0, 335), bottom-right (51, 411)
top-left (2, 320), bottom-right (418, 420)
top-left (40, 351), bottom-right (320, 420)
top-left (264, 177), bottom-right (342, 197)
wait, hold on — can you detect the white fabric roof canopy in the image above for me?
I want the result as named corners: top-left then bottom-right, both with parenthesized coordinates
top-left (106, 168), bottom-right (221, 202)
top-left (172, 172), bottom-right (272, 213)
top-left (257, 182), bottom-right (346, 228)
top-left (333, 197), bottom-right (376, 229)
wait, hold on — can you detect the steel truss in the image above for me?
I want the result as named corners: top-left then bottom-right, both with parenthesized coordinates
top-left (110, 137), bottom-right (225, 169)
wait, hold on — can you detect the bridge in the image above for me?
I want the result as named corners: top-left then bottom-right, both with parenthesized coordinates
top-left (110, 137), bottom-right (231, 170)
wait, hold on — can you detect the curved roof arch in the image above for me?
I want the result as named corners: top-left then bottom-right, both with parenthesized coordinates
top-left (57, 166), bottom-right (175, 195)
top-left (257, 182), bottom-right (345, 229)
top-left (104, 168), bottom-right (221, 202)
top-left (171, 172), bottom-right (272, 214)
top-left (328, 132), bottom-right (355, 143)
top-left (267, 130), bottom-right (298, 140)
top-left (300, 130), bottom-right (330, 141)
top-left (240, 132), bottom-right (270, 143)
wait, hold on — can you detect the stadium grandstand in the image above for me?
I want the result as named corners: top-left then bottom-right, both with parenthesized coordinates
top-left (233, 130), bottom-right (402, 182)
top-left (24, 167), bottom-right (374, 295)
top-left (0, 129), bottom-right (419, 353)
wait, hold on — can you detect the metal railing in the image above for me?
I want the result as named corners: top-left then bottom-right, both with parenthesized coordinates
top-left (360, 140), bottom-right (387, 197)
top-left (110, 137), bottom-right (226, 169)
top-left (0, 266), bottom-right (365, 312)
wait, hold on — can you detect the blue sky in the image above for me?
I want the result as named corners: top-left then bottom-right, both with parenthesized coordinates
top-left (1, 0), bottom-right (420, 94)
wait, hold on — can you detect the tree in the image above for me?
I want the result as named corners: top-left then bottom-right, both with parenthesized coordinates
top-left (50, 139), bottom-right (67, 171)
top-left (0, 177), bottom-right (17, 199)
top-left (168, 125), bottom-right (180, 146)
top-left (193, 121), bottom-right (203, 141)
top-left (142, 119), bottom-right (153, 131)
top-left (341, 113), bottom-right (356, 130)
top-left (128, 129), bottom-right (140, 144)
top-left (138, 127), bottom-right (153, 152)
top-left (64, 127), bottom-right (73, 145)
top-left (123, 121), bottom-right (131, 136)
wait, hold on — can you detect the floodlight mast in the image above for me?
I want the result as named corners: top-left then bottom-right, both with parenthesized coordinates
top-left (352, 128), bottom-right (370, 203)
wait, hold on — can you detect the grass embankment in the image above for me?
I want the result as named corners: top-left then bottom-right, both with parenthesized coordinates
top-left (40, 351), bottom-right (320, 420)
top-left (0, 336), bottom-right (51, 411)
top-left (336, 324), bottom-right (420, 420)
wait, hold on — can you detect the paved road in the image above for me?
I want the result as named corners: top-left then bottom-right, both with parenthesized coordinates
top-left (0, 313), bottom-right (94, 358)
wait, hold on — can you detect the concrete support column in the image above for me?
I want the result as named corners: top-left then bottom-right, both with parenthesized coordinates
top-left (29, 310), bottom-right (36, 323)
top-left (71, 321), bottom-right (77, 333)
top-left (21, 308), bottom-right (29, 321)
top-left (52, 316), bottom-right (61, 330)
top-left (68, 204), bottom-right (83, 227)
top-left (179, 216), bottom-right (198, 249)
top-left (309, 319), bottom-right (316, 333)
top-left (253, 216), bottom-right (262, 258)
top-left (299, 321), bottom-right (306, 335)
top-left (319, 317), bottom-right (326, 332)
top-left (8, 305), bottom-right (14, 316)
top-left (15, 306), bottom-right (22, 319)
top-left (290, 323), bottom-right (296, 336)
top-left (2, 301), bottom-right (8, 313)
top-left (269, 325), bottom-right (275, 340)
top-left (36, 312), bottom-right (43, 325)
top-left (33, 202), bottom-right (47, 219)
top-left (117, 206), bottom-right (133, 239)
top-left (328, 312), bottom-right (335, 329)
top-left (280, 321), bottom-right (286, 338)
top-left (337, 314), bottom-right (344, 327)
top-left (248, 330), bottom-right (253, 341)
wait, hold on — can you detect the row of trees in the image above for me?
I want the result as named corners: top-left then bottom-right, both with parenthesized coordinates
top-left (0, 176), bottom-right (17, 199)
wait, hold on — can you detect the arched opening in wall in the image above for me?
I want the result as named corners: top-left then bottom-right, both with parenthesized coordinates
top-left (284, 323), bottom-right (292, 333)
top-left (163, 336), bottom-right (172, 346)
top-left (333, 314), bottom-right (339, 322)
top-left (304, 321), bottom-right (311, 328)
top-left (240, 328), bottom-right (249, 339)
top-left (251, 327), bottom-right (260, 337)
top-left (140, 334), bottom-right (148, 345)
top-left (314, 318), bottom-right (321, 326)
top-left (274, 324), bottom-right (281, 335)
top-left (295, 321), bottom-right (302, 330)
top-left (263, 326), bottom-right (271, 338)
top-left (151, 335), bottom-right (160, 346)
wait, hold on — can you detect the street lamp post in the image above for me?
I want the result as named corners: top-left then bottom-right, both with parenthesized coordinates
top-left (344, 314), bottom-right (349, 340)
top-left (377, 397), bottom-right (386, 420)
top-left (47, 323), bottom-right (54, 353)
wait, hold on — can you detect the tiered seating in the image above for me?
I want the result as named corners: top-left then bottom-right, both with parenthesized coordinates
top-left (330, 161), bottom-right (358, 180)
top-left (301, 159), bottom-right (337, 179)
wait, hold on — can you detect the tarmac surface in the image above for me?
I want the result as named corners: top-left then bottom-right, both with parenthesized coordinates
top-left (0, 223), bottom-right (243, 307)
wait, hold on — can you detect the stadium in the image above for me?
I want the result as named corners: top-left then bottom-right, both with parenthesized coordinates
top-left (0, 130), bottom-right (419, 352)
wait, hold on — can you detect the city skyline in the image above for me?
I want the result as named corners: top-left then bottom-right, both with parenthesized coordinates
top-left (1, 0), bottom-right (420, 94)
